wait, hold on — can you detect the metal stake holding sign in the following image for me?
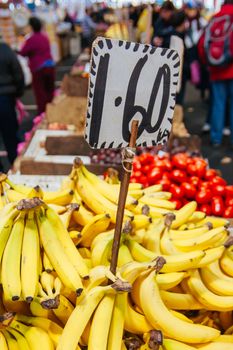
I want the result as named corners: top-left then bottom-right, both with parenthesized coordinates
top-left (85, 37), bottom-right (180, 274)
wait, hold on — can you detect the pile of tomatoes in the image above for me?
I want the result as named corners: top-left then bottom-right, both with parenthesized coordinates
top-left (130, 152), bottom-right (233, 218)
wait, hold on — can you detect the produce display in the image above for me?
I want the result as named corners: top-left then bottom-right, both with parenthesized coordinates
top-left (130, 152), bottom-right (233, 218)
top-left (0, 159), bottom-right (232, 350)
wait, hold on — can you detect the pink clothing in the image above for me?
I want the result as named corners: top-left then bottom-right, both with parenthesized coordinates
top-left (20, 32), bottom-right (53, 72)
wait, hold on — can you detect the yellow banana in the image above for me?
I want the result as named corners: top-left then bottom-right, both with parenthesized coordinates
top-left (2, 212), bottom-right (25, 301)
top-left (220, 249), bottom-right (233, 277)
top-left (42, 251), bottom-right (54, 273)
top-left (21, 210), bottom-right (40, 302)
top-left (0, 205), bottom-right (18, 262)
top-left (197, 343), bottom-right (233, 350)
top-left (82, 165), bottom-right (138, 209)
top-left (169, 225), bottom-right (210, 240)
top-left (36, 209), bottom-right (83, 295)
top-left (197, 216), bottom-right (229, 228)
top-left (201, 261), bottom-right (233, 296)
top-left (163, 338), bottom-right (195, 350)
top-left (43, 187), bottom-right (74, 206)
top-left (188, 269), bottom-right (233, 311)
top-left (44, 205), bottom-right (89, 279)
top-left (140, 196), bottom-right (176, 209)
top-left (139, 270), bottom-right (220, 343)
top-left (15, 314), bottom-right (63, 347)
top-left (195, 246), bottom-right (225, 268)
top-left (80, 213), bottom-right (111, 247)
top-left (156, 271), bottom-right (187, 290)
top-left (57, 285), bottom-right (114, 350)
top-left (0, 332), bottom-right (8, 350)
top-left (59, 204), bottom-right (79, 230)
top-left (171, 202), bottom-right (197, 229)
top-left (10, 320), bottom-right (54, 350)
top-left (72, 191), bottom-right (94, 226)
top-left (1, 330), bottom-right (19, 350)
top-left (8, 328), bottom-right (31, 350)
top-left (124, 295), bottom-right (153, 334)
top-left (52, 294), bottom-right (74, 325)
top-left (88, 293), bottom-right (115, 350)
top-left (76, 169), bottom-right (133, 223)
top-left (160, 290), bottom-right (203, 310)
top-left (142, 219), bottom-right (164, 254)
top-left (107, 293), bottom-right (127, 350)
top-left (117, 244), bottom-right (134, 267)
top-left (126, 238), bottom-right (205, 272)
top-left (91, 234), bottom-right (113, 267)
top-left (173, 227), bottom-right (227, 252)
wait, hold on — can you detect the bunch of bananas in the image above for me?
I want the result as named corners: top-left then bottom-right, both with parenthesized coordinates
top-left (0, 158), bottom-right (232, 349)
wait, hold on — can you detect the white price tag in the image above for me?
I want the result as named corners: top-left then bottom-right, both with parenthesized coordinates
top-left (85, 37), bottom-right (180, 149)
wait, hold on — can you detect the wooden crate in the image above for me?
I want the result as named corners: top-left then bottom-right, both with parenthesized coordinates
top-left (45, 134), bottom-right (90, 155)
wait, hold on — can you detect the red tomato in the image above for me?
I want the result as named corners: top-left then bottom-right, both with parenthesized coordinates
top-left (169, 184), bottom-right (185, 199)
top-left (187, 164), bottom-right (197, 176)
top-left (139, 153), bottom-right (154, 165)
top-left (171, 169), bottom-right (187, 183)
top-left (171, 154), bottom-right (187, 170)
top-left (170, 198), bottom-right (183, 210)
top-left (199, 204), bottom-right (212, 215)
top-left (195, 189), bottom-right (212, 204)
top-left (212, 185), bottom-right (226, 197)
top-left (163, 160), bottom-right (172, 172)
top-left (226, 186), bottom-right (233, 198)
top-left (195, 162), bottom-right (206, 178)
top-left (181, 182), bottom-right (196, 199)
top-left (162, 172), bottom-right (171, 180)
top-left (189, 176), bottom-right (200, 187)
top-left (205, 169), bottom-right (217, 181)
top-left (225, 197), bottom-right (233, 206)
top-left (148, 167), bottom-right (162, 185)
top-left (154, 159), bottom-right (165, 169)
top-left (211, 196), bottom-right (224, 216)
top-left (157, 178), bottom-right (171, 191)
top-left (139, 175), bottom-right (149, 187)
top-left (223, 206), bottom-right (233, 218)
top-left (130, 177), bottom-right (137, 183)
top-left (134, 170), bottom-right (142, 179)
top-left (142, 164), bottom-right (153, 174)
top-left (211, 176), bottom-right (227, 187)
top-left (133, 160), bottom-right (142, 171)
top-left (199, 181), bottom-right (212, 190)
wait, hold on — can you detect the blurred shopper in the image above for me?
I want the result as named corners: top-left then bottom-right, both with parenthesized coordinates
top-left (0, 38), bottom-right (24, 169)
top-left (169, 10), bottom-right (190, 137)
top-left (19, 17), bottom-right (55, 114)
top-left (184, 1), bottom-right (207, 92)
top-left (81, 7), bottom-right (97, 49)
top-left (152, 1), bottom-right (175, 48)
top-left (198, 0), bottom-right (233, 148)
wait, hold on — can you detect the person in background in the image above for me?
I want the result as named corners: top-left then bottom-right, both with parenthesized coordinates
top-left (81, 7), bottom-right (97, 49)
top-left (152, 1), bottom-right (175, 48)
top-left (0, 37), bottom-right (24, 169)
top-left (64, 9), bottom-right (75, 32)
top-left (19, 17), bottom-right (55, 115)
top-left (169, 10), bottom-right (190, 137)
top-left (198, 0), bottom-right (233, 148)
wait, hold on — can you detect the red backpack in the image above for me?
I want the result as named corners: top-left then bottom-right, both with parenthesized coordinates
top-left (204, 14), bottom-right (233, 66)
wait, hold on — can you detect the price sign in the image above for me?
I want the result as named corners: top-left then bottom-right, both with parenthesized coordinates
top-left (85, 37), bottom-right (180, 149)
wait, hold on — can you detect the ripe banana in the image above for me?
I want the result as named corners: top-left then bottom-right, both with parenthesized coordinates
top-left (44, 205), bottom-right (89, 279)
top-left (88, 293), bottom-right (115, 350)
top-left (57, 285), bottom-right (114, 350)
top-left (1, 212), bottom-right (25, 302)
top-left (36, 209), bottom-right (83, 295)
top-left (21, 210), bottom-right (40, 302)
top-left (188, 269), bottom-right (233, 311)
top-left (139, 270), bottom-right (220, 343)
top-left (80, 213), bottom-right (111, 247)
top-left (171, 202), bottom-right (197, 229)
top-left (201, 261), bottom-right (233, 296)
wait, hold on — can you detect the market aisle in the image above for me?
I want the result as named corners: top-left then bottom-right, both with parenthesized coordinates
top-left (0, 55), bottom-right (233, 183)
